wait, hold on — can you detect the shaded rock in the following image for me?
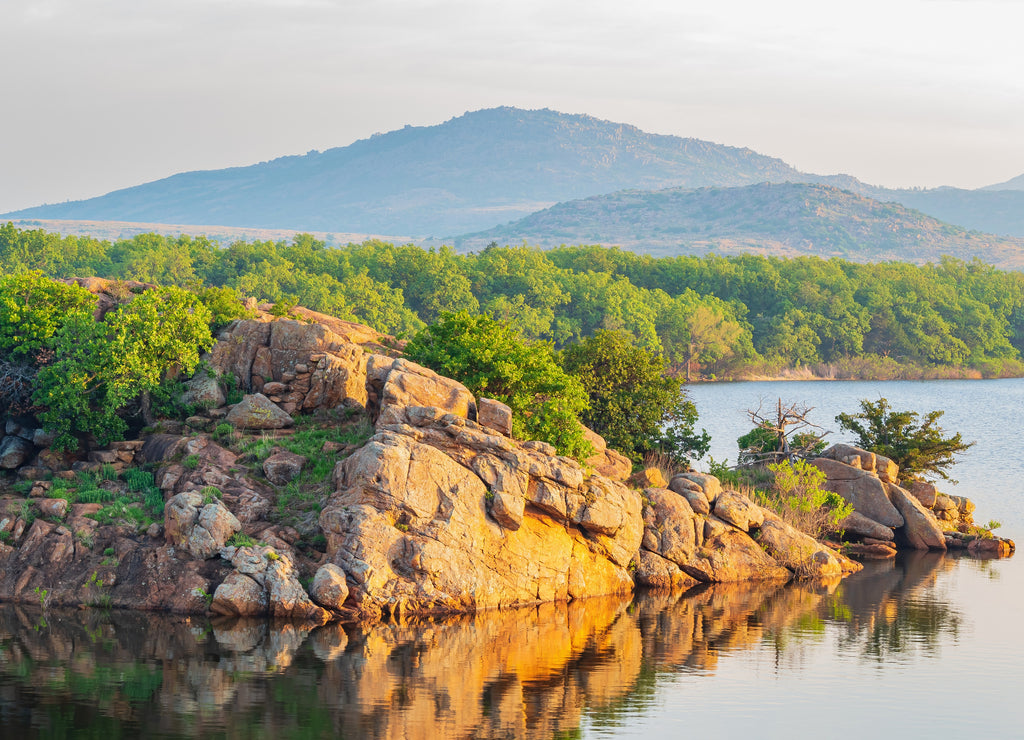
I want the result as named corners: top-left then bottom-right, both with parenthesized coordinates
top-left (309, 563), bottom-right (350, 610)
top-left (906, 480), bottom-right (938, 508)
top-left (838, 511), bottom-right (895, 542)
top-left (755, 517), bottom-right (843, 578)
top-left (887, 483), bottom-right (946, 550)
top-left (477, 398), bottom-right (513, 437)
top-left (845, 542), bottom-right (898, 559)
top-left (179, 371), bottom-right (225, 409)
top-left (820, 444), bottom-right (876, 473)
top-left (635, 550), bottom-right (700, 591)
top-left (38, 498), bottom-right (68, 520)
top-left (674, 472), bottom-right (722, 505)
top-left (810, 458), bottom-right (904, 528)
top-left (263, 450), bottom-right (306, 485)
top-left (164, 492), bottom-right (241, 559)
top-left (211, 572), bottom-right (268, 616)
top-left (225, 393), bottom-right (294, 430)
top-left (0, 436), bottom-right (33, 469)
top-left (968, 537), bottom-right (1015, 558)
top-left (713, 491), bottom-right (764, 532)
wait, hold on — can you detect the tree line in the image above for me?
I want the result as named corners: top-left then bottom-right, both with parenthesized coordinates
top-left (4, 223), bottom-right (1024, 378)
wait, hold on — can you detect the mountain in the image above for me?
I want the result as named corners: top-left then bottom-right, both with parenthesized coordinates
top-left (457, 182), bottom-right (1024, 268)
top-left (6, 106), bottom-right (1024, 241)
top-left (981, 173), bottom-right (1024, 191)
top-left (2, 108), bottom-right (809, 236)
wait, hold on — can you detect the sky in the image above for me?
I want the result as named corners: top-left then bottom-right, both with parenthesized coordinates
top-left (2, 0), bottom-right (1024, 214)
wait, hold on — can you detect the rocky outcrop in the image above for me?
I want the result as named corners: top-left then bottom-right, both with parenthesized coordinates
top-left (810, 456), bottom-right (904, 528)
top-left (812, 443), bottom-right (1012, 555)
top-left (11, 312), bottom-right (1012, 626)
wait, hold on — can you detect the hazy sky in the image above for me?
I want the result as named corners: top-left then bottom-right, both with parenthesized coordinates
top-left (2, 0), bottom-right (1023, 213)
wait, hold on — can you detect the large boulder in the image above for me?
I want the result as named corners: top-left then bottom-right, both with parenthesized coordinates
top-left (225, 393), bottom-right (294, 430)
top-left (672, 472), bottom-right (722, 505)
top-left (309, 563), bottom-right (350, 611)
top-left (886, 483), bottom-right (946, 550)
top-left (839, 511), bottom-right (895, 542)
top-left (0, 436), bottom-right (34, 469)
top-left (477, 398), bottom-right (513, 437)
top-left (906, 480), bottom-right (938, 508)
top-left (377, 359), bottom-right (476, 427)
top-left (810, 458), bottom-right (904, 528)
top-left (164, 492), bottom-right (241, 559)
top-left (214, 545), bottom-right (331, 622)
top-left (755, 517), bottom-right (843, 578)
top-left (179, 371), bottom-right (225, 409)
top-left (713, 491), bottom-right (765, 533)
top-left (263, 450), bottom-right (306, 485)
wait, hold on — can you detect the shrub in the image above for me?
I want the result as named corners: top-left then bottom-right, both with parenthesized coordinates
top-left (405, 311), bottom-right (592, 460)
top-left (561, 329), bottom-right (709, 465)
top-left (33, 286), bottom-right (214, 450)
top-left (836, 397), bottom-right (973, 481)
top-left (756, 459), bottom-right (854, 539)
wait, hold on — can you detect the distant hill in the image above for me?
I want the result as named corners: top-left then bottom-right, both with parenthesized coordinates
top-left (981, 173), bottom-right (1024, 191)
top-left (457, 182), bottom-right (1024, 268)
top-left (2, 108), bottom-right (809, 236)
top-left (6, 106), bottom-right (1024, 241)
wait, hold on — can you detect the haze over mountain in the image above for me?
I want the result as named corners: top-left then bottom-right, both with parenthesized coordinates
top-left (458, 182), bottom-right (1024, 269)
top-left (5, 106), bottom-right (1024, 242)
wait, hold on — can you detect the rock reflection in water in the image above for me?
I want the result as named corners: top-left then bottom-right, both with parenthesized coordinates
top-left (0, 553), bottom-right (965, 738)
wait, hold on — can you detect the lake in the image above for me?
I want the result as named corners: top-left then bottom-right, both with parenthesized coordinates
top-left (1, 379), bottom-right (1021, 738)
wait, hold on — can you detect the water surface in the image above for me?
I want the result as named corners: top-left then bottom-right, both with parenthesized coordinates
top-left (2, 379), bottom-right (1021, 738)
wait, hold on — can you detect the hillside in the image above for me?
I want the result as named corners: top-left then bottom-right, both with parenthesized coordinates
top-left (6, 106), bottom-right (1024, 241)
top-left (2, 108), bottom-right (807, 236)
top-left (457, 182), bottom-right (1024, 268)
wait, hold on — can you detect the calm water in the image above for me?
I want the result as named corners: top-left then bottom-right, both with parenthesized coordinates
top-left (1, 380), bottom-right (1022, 738)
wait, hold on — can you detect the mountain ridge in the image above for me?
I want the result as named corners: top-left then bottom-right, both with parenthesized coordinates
top-left (5, 106), bottom-right (1024, 241)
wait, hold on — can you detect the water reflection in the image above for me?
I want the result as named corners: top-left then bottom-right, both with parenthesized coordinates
top-left (0, 553), bottom-right (970, 739)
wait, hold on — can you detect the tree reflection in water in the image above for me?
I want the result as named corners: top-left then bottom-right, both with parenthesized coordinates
top-left (0, 552), bottom-right (968, 739)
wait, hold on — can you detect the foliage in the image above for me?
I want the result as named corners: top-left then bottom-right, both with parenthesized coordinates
top-left (0, 271), bottom-right (96, 361)
top-left (560, 329), bottom-right (709, 464)
top-left (761, 459), bottom-right (854, 538)
top-left (835, 398), bottom-right (974, 481)
top-left (405, 311), bottom-right (592, 459)
top-left (194, 285), bottom-right (255, 330)
top-left (32, 285), bottom-right (214, 450)
top-left (5, 226), bottom-right (1024, 380)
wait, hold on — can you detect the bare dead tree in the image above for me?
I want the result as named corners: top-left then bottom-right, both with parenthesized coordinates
top-left (739, 398), bottom-right (829, 466)
top-left (0, 359), bottom-right (38, 415)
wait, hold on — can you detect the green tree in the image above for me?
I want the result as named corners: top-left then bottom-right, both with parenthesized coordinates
top-left (835, 398), bottom-right (973, 481)
top-left (560, 329), bottom-right (709, 464)
top-left (0, 271), bottom-right (96, 360)
top-left (404, 312), bottom-right (592, 460)
top-left (34, 287), bottom-right (213, 450)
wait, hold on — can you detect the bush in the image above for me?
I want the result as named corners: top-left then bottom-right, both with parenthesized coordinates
top-left (561, 329), bottom-right (709, 465)
top-left (405, 311), bottom-right (592, 460)
top-left (33, 286), bottom-right (214, 450)
top-left (836, 398), bottom-right (973, 481)
top-left (758, 459), bottom-right (854, 539)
